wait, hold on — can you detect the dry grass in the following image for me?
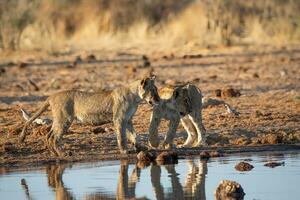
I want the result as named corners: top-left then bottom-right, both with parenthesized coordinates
top-left (0, 0), bottom-right (300, 53)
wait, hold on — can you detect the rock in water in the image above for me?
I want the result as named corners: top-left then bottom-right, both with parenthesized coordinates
top-left (215, 180), bottom-right (245, 200)
top-left (156, 151), bottom-right (178, 165)
top-left (137, 151), bottom-right (155, 162)
top-left (264, 161), bottom-right (285, 168)
top-left (235, 162), bottom-right (254, 171)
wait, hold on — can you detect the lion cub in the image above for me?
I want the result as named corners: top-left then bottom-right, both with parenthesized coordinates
top-left (20, 75), bottom-right (160, 156)
top-left (149, 84), bottom-right (238, 149)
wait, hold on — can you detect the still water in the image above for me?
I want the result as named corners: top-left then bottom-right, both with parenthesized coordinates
top-left (0, 151), bottom-right (299, 200)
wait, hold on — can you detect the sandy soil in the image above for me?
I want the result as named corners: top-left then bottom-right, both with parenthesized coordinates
top-left (0, 47), bottom-right (299, 167)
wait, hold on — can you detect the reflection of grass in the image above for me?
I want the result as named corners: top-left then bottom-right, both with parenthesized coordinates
top-left (1, 0), bottom-right (300, 51)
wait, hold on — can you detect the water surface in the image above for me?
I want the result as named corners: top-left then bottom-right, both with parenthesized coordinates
top-left (0, 151), bottom-right (299, 200)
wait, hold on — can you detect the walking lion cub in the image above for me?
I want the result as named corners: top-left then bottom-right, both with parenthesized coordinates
top-left (20, 75), bottom-right (160, 156)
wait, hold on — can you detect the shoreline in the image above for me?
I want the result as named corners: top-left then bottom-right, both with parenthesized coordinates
top-left (1, 144), bottom-right (300, 169)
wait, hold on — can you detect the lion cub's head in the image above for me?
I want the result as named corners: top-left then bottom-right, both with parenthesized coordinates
top-left (138, 75), bottom-right (160, 106)
top-left (172, 85), bottom-right (193, 116)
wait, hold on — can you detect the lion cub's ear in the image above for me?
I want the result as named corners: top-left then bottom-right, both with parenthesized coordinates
top-left (141, 75), bottom-right (156, 86)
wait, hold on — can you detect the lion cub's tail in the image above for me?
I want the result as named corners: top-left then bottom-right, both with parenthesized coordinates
top-left (19, 100), bottom-right (50, 142)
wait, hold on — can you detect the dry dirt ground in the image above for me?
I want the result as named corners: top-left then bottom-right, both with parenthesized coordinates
top-left (0, 47), bottom-right (300, 168)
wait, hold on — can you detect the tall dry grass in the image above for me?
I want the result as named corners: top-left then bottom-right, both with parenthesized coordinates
top-left (0, 0), bottom-right (300, 53)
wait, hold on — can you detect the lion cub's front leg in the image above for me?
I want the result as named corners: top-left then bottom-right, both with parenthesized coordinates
top-left (162, 116), bottom-right (180, 149)
top-left (114, 118), bottom-right (128, 154)
top-left (126, 120), bottom-right (142, 151)
top-left (148, 116), bottom-right (161, 149)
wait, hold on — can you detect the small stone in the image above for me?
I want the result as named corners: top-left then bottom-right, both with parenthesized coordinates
top-left (261, 134), bottom-right (282, 145)
top-left (137, 151), bottom-right (155, 162)
top-left (221, 87), bottom-right (241, 98)
top-left (264, 161), bottom-right (285, 168)
top-left (182, 54), bottom-right (202, 59)
top-left (209, 75), bottom-right (218, 79)
top-left (0, 67), bottom-right (6, 76)
top-left (210, 150), bottom-right (223, 157)
top-left (2, 142), bottom-right (16, 152)
top-left (215, 180), bottom-right (245, 200)
top-left (141, 55), bottom-right (151, 68)
top-left (213, 89), bottom-right (222, 97)
top-left (84, 54), bottom-right (96, 63)
top-left (156, 151), bottom-right (178, 165)
top-left (253, 73), bottom-right (259, 78)
top-left (18, 62), bottom-right (28, 68)
top-left (200, 151), bottom-right (210, 159)
top-left (92, 127), bottom-right (106, 134)
top-left (235, 162), bottom-right (254, 171)
top-left (127, 65), bottom-right (137, 75)
top-left (74, 55), bottom-right (82, 64)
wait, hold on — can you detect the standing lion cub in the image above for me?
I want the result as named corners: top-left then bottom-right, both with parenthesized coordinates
top-left (20, 75), bottom-right (160, 156)
top-left (149, 83), bottom-right (239, 149)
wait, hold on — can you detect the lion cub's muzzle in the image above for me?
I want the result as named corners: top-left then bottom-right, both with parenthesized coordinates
top-left (147, 88), bottom-right (161, 106)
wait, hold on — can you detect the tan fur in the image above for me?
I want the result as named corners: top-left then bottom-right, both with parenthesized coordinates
top-left (20, 76), bottom-right (160, 156)
top-left (149, 83), bottom-right (238, 149)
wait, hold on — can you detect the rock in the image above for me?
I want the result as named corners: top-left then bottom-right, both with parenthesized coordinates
top-left (0, 67), bottom-right (6, 76)
top-left (221, 87), bottom-right (241, 98)
top-left (200, 151), bottom-right (211, 160)
top-left (261, 134), bottom-right (282, 145)
top-left (213, 89), bottom-right (222, 97)
top-left (254, 110), bottom-right (263, 118)
top-left (156, 151), bottom-right (178, 165)
top-left (84, 54), bottom-right (96, 63)
top-left (192, 77), bottom-right (200, 82)
top-left (92, 127), bottom-right (106, 134)
top-left (230, 137), bottom-right (250, 146)
top-left (215, 180), bottom-right (245, 200)
top-left (142, 55), bottom-right (148, 61)
top-left (182, 54), bottom-right (202, 59)
top-left (235, 162), bottom-right (254, 171)
top-left (74, 55), bottom-right (82, 64)
top-left (126, 65), bottom-right (137, 75)
top-left (162, 53), bottom-right (174, 59)
top-left (18, 62), bottom-right (28, 68)
top-left (6, 61), bottom-right (15, 67)
top-left (253, 73), bottom-right (259, 78)
top-left (210, 150), bottom-right (223, 157)
top-left (264, 161), bottom-right (285, 168)
top-left (209, 75), bottom-right (218, 79)
top-left (2, 142), bottom-right (17, 152)
top-left (137, 151), bottom-right (155, 162)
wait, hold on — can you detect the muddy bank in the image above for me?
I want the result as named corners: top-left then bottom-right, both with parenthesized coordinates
top-left (1, 143), bottom-right (300, 169)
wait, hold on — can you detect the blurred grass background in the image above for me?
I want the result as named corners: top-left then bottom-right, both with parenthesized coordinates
top-left (0, 0), bottom-right (300, 53)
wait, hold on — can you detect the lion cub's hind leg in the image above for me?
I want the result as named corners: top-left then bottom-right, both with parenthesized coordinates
top-left (188, 113), bottom-right (207, 147)
top-left (180, 117), bottom-right (197, 148)
top-left (47, 106), bottom-right (74, 156)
